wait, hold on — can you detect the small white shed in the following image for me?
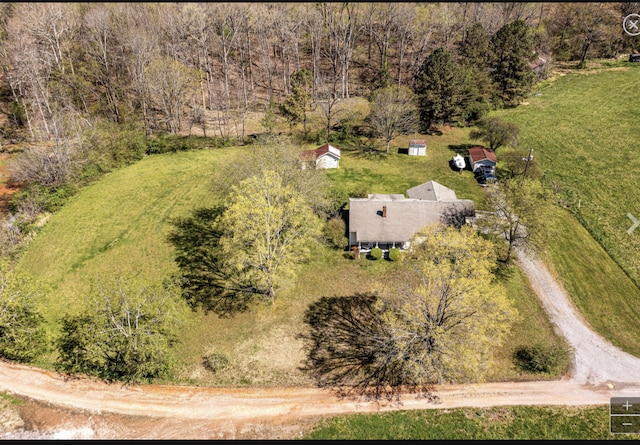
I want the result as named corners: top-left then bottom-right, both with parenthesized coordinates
top-left (408, 139), bottom-right (427, 156)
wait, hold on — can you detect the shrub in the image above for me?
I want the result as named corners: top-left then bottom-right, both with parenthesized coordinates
top-left (369, 247), bottom-right (383, 260)
top-left (0, 263), bottom-right (48, 363)
top-left (388, 247), bottom-right (401, 261)
top-left (513, 343), bottom-right (571, 374)
top-left (146, 135), bottom-right (193, 155)
top-left (323, 217), bottom-right (348, 249)
top-left (202, 352), bottom-right (230, 373)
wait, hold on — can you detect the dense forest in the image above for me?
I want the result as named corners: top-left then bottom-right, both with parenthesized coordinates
top-left (0, 2), bottom-right (635, 252)
top-left (0, 3), bottom-right (634, 139)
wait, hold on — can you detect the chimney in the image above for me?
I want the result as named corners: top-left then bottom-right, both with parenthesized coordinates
top-left (382, 206), bottom-right (387, 218)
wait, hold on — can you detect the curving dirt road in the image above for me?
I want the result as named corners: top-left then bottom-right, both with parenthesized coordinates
top-left (1, 250), bottom-right (640, 439)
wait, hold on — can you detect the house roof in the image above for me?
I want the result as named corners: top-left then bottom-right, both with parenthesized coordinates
top-left (349, 196), bottom-right (473, 243)
top-left (406, 180), bottom-right (458, 202)
top-left (468, 146), bottom-right (497, 164)
top-left (301, 143), bottom-right (341, 160)
top-left (348, 181), bottom-right (474, 243)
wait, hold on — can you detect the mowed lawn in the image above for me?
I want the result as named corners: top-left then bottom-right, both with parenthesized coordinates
top-left (490, 64), bottom-right (640, 357)
top-left (302, 405), bottom-right (622, 440)
top-left (14, 131), bottom-right (566, 385)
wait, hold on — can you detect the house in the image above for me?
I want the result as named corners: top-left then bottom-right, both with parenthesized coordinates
top-left (408, 139), bottom-right (427, 156)
top-left (468, 146), bottom-right (497, 178)
top-left (529, 50), bottom-right (550, 79)
top-left (300, 143), bottom-right (341, 169)
top-left (348, 180), bottom-right (474, 252)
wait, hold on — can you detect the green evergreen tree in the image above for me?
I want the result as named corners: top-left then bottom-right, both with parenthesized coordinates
top-left (413, 47), bottom-right (463, 132)
top-left (457, 22), bottom-right (493, 69)
top-left (280, 69), bottom-right (312, 135)
top-left (491, 20), bottom-right (537, 107)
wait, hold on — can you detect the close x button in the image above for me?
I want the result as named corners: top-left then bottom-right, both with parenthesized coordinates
top-left (611, 398), bottom-right (640, 434)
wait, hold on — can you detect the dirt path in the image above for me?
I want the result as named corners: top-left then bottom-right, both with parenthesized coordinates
top-left (1, 250), bottom-right (640, 439)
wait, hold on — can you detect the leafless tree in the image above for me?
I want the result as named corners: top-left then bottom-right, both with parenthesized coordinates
top-left (318, 2), bottom-right (358, 99)
top-left (315, 73), bottom-right (342, 140)
top-left (145, 57), bottom-right (198, 134)
top-left (367, 85), bottom-right (418, 153)
top-left (117, 4), bottom-right (159, 136)
top-left (82, 4), bottom-right (125, 122)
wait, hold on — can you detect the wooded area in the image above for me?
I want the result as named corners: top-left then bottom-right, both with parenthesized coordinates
top-left (0, 2), bottom-right (632, 144)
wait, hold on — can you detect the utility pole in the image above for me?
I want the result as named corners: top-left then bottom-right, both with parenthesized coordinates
top-left (522, 148), bottom-right (534, 180)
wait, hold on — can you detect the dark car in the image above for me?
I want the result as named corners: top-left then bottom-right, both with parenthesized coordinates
top-left (629, 54), bottom-right (640, 62)
top-left (474, 169), bottom-right (497, 186)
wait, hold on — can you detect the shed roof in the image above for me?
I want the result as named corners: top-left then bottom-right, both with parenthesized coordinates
top-left (301, 143), bottom-right (341, 160)
top-left (468, 146), bottom-right (497, 164)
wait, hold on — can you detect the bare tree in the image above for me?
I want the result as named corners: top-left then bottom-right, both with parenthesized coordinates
top-left (118, 4), bottom-right (159, 136)
top-left (318, 2), bottom-right (358, 99)
top-left (82, 4), bottom-right (131, 122)
top-left (367, 85), bottom-right (418, 153)
top-left (145, 57), bottom-right (198, 134)
top-left (315, 73), bottom-right (342, 141)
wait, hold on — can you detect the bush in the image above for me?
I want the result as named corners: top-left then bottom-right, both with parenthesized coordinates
top-left (146, 135), bottom-right (193, 155)
top-left (513, 343), bottom-right (571, 374)
top-left (369, 247), bottom-right (383, 260)
top-left (0, 263), bottom-right (48, 363)
top-left (323, 217), bottom-right (348, 249)
top-left (202, 352), bottom-right (230, 373)
top-left (388, 248), bottom-right (401, 261)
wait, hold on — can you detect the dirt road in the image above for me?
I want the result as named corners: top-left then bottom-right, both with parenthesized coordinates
top-left (1, 250), bottom-right (640, 439)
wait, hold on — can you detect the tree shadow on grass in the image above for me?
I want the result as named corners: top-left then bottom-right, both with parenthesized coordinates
top-left (298, 293), bottom-right (438, 405)
top-left (167, 206), bottom-right (260, 318)
top-left (447, 143), bottom-right (477, 155)
top-left (345, 139), bottom-right (388, 159)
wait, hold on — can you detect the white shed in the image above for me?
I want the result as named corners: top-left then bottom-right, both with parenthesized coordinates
top-left (408, 139), bottom-right (427, 156)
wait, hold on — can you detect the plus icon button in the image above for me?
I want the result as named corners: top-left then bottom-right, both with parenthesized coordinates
top-left (624, 401), bottom-right (634, 411)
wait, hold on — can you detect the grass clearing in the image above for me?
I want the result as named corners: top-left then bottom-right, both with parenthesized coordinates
top-left (16, 148), bottom-right (234, 323)
top-left (302, 405), bottom-right (628, 440)
top-left (494, 64), bottom-right (640, 287)
top-left (489, 64), bottom-right (640, 357)
top-left (541, 206), bottom-right (640, 357)
top-left (14, 128), bottom-right (564, 385)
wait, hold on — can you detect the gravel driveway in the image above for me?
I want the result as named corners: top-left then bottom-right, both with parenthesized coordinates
top-left (517, 249), bottom-right (640, 385)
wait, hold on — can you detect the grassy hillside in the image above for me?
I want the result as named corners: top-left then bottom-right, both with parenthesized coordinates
top-left (14, 129), bottom-right (566, 385)
top-left (494, 64), bottom-right (640, 288)
top-left (15, 149), bottom-right (233, 323)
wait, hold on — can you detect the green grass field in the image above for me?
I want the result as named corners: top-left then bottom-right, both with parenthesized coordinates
top-left (494, 64), bottom-right (640, 288)
top-left (14, 125), bottom-right (566, 385)
top-left (302, 405), bottom-right (629, 440)
top-left (488, 64), bottom-right (640, 357)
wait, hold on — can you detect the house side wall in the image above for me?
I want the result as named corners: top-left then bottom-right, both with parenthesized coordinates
top-left (472, 159), bottom-right (496, 172)
top-left (316, 155), bottom-right (339, 169)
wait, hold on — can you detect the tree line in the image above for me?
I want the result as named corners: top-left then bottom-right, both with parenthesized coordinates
top-left (0, 2), bottom-right (631, 143)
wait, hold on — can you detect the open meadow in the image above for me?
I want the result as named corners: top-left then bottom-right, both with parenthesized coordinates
top-left (15, 127), bottom-right (566, 386)
top-left (492, 62), bottom-right (640, 357)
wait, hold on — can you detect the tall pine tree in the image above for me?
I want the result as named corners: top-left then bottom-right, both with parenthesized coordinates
top-left (491, 20), bottom-right (536, 107)
top-left (413, 47), bottom-right (463, 132)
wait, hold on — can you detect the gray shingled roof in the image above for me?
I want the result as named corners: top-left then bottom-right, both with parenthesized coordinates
top-left (406, 180), bottom-right (458, 201)
top-left (349, 183), bottom-right (474, 244)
